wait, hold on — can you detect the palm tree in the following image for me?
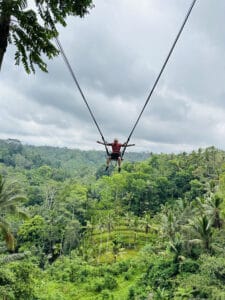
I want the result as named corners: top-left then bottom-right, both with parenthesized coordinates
top-left (104, 213), bottom-right (115, 252)
top-left (124, 212), bottom-right (135, 248)
top-left (142, 213), bottom-right (151, 234)
top-left (129, 216), bottom-right (140, 247)
top-left (97, 217), bottom-right (105, 262)
top-left (139, 213), bottom-right (152, 245)
top-left (160, 210), bottom-right (179, 241)
top-left (0, 175), bottom-right (27, 250)
top-left (204, 195), bottom-right (223, 229)
top-left (104, 213), bottom-right (115, 234)
top-left (190, 215), bottom-right (213, 252)
top-left (84, 219), bottom-right (95, 243)
top-left (169, 233), bottom-right (185, 264)
top-left (63, 219), bottom-right (81, 254)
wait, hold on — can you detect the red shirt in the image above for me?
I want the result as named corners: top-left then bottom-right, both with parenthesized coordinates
top-left (110, 142), bottom-right (122, 154)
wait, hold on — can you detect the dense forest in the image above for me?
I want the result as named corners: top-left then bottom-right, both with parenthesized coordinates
top-left (1, 138), bottom-right (225, 299)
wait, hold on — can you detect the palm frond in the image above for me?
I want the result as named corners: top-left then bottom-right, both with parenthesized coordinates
top-left (0, 224), bottom-right (15, 251)
top-left (0, 217), bottom-right (10, 230)
top-left (0, 251), bottom-right (30, 264)
top-left (188, 239), bottom-right (202, 245)
top-left (0, 194), bottom-right (27, 206)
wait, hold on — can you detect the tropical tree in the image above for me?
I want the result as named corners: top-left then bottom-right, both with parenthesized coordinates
top-left (63, 219), bottom-right (81, 254)
top-left (169, 233), bottom-right (184, 264)
top-left (112, 236), bottom-right (122, 262)
top-left (124, 211), bottom-right (134, 230)
top-left (144, 213), bottom-right (152, 234)
top-left (104, 212), bottom-right (115, 234)
top-left (204, 195), bottom-right (223, 229)
top-left (160, 210), bottom-right (179, 242)
top-left (103, 212), bottom-right (115, 252)
top-left (97, 216), bottom-right (105, 261)
top-left (189, 215), bottom-right (213, 253)
top-left (131, 216), bottom-right (141, 246)
top-left (0, 0), bottom-right (93, 72)
top-left (0, 175), bottom-right (27, 250)
top-left (84, 219), bottom-right (95, 240)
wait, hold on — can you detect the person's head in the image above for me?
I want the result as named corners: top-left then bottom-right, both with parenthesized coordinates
top-left (114, 138), bottom-right (118, 144)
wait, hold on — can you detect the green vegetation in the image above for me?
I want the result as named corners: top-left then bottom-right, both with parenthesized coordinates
top-left (0, 0), bottom-right (93, 72)
top-left (1, 139), bottom-right (225, 299)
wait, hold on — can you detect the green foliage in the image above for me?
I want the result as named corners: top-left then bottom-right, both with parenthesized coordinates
top-left (142, 257), bottom-right (178, 290)
top-left (0, 260), bottom-right (38, 300)
top-left (18, 215), bottom-right (46, 247)
top-left (9, 261), bottom-right (38, 300)
top-left (1, 142), bottom-right (225, 299)
top-left (127, 286), bottom-right (135, 300)
top-left (0, 268), bottom-right (15, 300)
top-left (179, 259), bottom-right (199, 274)
top-left (90, 275), bottom-right (118, 292)
top-left (200, 255), bottom-right (225, 284)
top-left (172, 255), bottom-right (225, 299)
top-left (0, 174), bottom-right (27, 250)
top-left (0, 0), bottom-right (93, 72)
top-left (100, 289), bottom-right (114, 300)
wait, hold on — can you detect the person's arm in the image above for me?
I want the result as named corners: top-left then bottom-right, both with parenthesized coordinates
top-left (97, 141), bottom-right (111, 146)
top-left (122, 142), bottom-right (135, 147)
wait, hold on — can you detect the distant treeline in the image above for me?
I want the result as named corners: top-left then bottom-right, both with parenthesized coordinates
top-left (0, 138), bottom-right (150, 170)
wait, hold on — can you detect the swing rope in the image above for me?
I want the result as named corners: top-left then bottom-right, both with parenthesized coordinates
top-left (54, 37), bottom-right (110, 156)
top-left (121, 0), bottom-right (197, 158)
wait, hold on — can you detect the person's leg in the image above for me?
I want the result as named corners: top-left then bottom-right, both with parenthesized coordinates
top-left (105, 157), bottom-right (111, 170)
top-left (118, 157), bottom-right (122, 172)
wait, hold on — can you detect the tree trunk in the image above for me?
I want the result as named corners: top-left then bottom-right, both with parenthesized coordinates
top-left (0, 9), bottom-right (11, 70)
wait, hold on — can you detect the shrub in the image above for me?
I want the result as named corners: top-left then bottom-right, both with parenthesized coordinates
top-left (127, 286), bottom-right (135, 300)
top-left (100, 289), bottom-right (114, 300)
top-left (103, 274), bottom-right (118, 290)
top-left (91, 278), bottom-right (105, 292)
top-left (179, 259), bottom-right (199, 273)
top-left (142, 258), bottom-right (178, 289)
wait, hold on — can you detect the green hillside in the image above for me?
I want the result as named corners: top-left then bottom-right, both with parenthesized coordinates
top-left (0, 139), bottom-right (150, 182)
top-left (1, 141), bottom-right (225, 299)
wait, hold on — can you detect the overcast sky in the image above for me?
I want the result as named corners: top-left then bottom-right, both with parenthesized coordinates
top-left (1, 0), bottom-right (225, 153)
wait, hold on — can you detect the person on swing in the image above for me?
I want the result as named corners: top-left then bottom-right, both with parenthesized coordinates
top-left (97, 138), bottom-right (135, 172)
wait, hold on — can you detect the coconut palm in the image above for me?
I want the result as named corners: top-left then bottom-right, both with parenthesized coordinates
top-left (169, 233), bottom-right (185, 264)
top-left (104, 213), bottom-right (115, 252)
top-left (142, 213), bottom-right (152, 234)
top-left (84, 219), bottom-right (95, 241)
top-left (104, 213), bottom-right (115, 234)
top-left (204, 195), bottom-right (223, 229)
top-left (189, 215), bottom-right (213, 253)
top-left (97, 217), bottom-right (105, 262)
top-left (63, 219), bottom-right (81, 254)
top-left (124, 212), bottom-right (135, 248)
top-left (0, 175), bottom-right (27, 250)
top-left (160, 210), bottom-right (179, 241)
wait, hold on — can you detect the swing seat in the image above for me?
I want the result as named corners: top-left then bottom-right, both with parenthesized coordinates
top-left (109, 153), bottom-right (121, 160)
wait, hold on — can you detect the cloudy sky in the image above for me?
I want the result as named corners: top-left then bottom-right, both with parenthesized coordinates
top-left (1, 0), bottom-right (225, 153)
